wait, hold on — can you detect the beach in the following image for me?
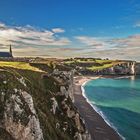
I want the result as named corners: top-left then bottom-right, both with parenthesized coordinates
top-left (73, 76), bottom-right (122, 140)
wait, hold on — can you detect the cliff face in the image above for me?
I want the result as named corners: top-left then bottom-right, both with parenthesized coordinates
top-left (105, 61), bottom-right (136, 75)
top-left (136, 63), bottom-right (140, 75)
top-left (80, 61), bottom-right (138, 75)
top-left (0, 64), bottom-right (91, 140)
top-left (0, 70), bottom-right (43, 140)
top-left (103, 61), bottom-right (140, 75)
top-left (45, 70), bottom-right (91, 140)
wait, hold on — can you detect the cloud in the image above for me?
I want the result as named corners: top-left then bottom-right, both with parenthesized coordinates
top-left (112, 34), bottom-right (140, 48)
top-left (0, 22), bottom-right (72, 57)
top-left (75, 36), bottom-right (104, 48)
top-left (0, 23), bottom-right (6, 29)
top-left (0, 23), bottom-right (70, 48)
top-left (0, 22), bottom-right (140, 60)
top-left (74, 35), bottom-right (140, 61)
top-left (52, 28), bottom-right (65, 33)
top-left (75, 36), bottom-right (114, 51)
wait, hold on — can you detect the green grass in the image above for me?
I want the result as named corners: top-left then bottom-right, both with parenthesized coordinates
top-left (64, 59), bottom-right (95, 64)
top-left (0, 61), bottom-right (42, 72)
top-left (64, 59), bottom-right (115, 64)
top-left (87, 60), bottom-right (122, 71)
top-left (95, 59), bottom-right (114, 64)
top-left (76, 59), bottom-right (95, 63)
top-left (64, 61), bottom-right (75, 64)
top-left (64, 59), bottom-right (121, 71)
top-left (87, 63), bottom-right (113, 71)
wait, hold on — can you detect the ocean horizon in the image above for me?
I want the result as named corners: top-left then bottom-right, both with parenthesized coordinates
top-left (83, 76), bottom-right (140, 140)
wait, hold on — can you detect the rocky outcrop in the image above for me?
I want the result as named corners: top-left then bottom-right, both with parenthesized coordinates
top-left (106, 61), bottom-right (140, 75)
top-left (0, 75), bottom-right (43, 140)
top-left (81, 61), bottom-right (138, 75)
top-left (136, 63), bottom-right (140, 75)
top-left (105, 61), bottom-right (140, 75)
top-left (49, 69), bottom-right (91, 140)
top-left (50, 97), bottom-right (58, 115)
top-left (113, 61), bottom-right (136, 75)
top-left (52, 69), bottom-right (75, 102)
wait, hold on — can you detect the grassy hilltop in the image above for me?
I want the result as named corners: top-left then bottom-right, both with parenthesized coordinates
top-left (63, 58), bottom-right (123, 72)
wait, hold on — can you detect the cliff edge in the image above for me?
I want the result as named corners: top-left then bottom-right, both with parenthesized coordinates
top-left (0, 62), bottom-right (91, 140)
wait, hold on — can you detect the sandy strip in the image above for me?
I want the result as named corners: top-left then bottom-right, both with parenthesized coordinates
top-left (73, 76), bottom-right (122, 140)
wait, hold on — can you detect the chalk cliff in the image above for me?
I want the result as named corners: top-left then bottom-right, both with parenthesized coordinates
top-left (136, 63), bottom-right (140, 75)
top-left (105, 61), bottom-right (136, 75)
top-left (80, 61), bottom-right (139, 75)
top-left (0, 65), bottom-right (91, 140)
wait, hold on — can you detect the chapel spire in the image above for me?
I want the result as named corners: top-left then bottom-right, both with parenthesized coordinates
top-left (9, 44), bottom-right (12, 55)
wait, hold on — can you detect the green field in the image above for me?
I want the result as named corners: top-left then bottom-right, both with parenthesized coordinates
top-left (0, 61), bottom-right (42, 72)
top-left (64, 58), bottom-right (121, 71)
top-left (87, 63), bottom-right (113, 70)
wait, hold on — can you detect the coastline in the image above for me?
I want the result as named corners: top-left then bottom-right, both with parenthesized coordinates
top-left (73, 76), bottom-right (122, 140)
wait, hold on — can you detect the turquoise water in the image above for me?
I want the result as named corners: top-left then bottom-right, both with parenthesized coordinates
top-left (84, 76), bottom-right (140, 140)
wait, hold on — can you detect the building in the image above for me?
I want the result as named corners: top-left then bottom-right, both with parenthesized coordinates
top-left (0, 45), bottom-right (13, 58)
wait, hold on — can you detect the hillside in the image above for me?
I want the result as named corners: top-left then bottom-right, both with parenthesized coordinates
top-left (0, 61), bottom-right (91, 140)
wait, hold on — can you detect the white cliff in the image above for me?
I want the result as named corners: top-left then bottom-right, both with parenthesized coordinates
top-left (0, 82), bottom-right (44, 140)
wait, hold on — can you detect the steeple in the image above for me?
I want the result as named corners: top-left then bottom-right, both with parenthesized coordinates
top-left (9, 45), bottom-right (12, 55)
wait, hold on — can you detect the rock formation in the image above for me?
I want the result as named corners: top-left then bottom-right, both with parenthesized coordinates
top-left (136, 63), bottom-right (140, 75)
top-left (0, 73), bottom-right (43, 140)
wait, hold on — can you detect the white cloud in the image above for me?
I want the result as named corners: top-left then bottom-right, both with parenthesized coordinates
top-left (75, 36), bottom-right (102, 46)
top-left (75, 34), bottom-right (140, 51)
top-left (0, 22), bottom-right (140, 60)
top-left (0, 23), bottom-right (72, 57)
top-left (75, 36), bottom-right (109, 50)
top-left (0, 23), bottom-right (6, 28)
top-left (52, 28), bottom-right (65, 33)
top-left (113, 34), bottom-right (140, 48)
top-left (0, 23), bottom-right (70, 48)
top-left (74, 35), bottom-right (140, 61)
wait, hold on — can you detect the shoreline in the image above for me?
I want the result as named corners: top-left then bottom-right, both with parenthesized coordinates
top-left (81, 78), bottom-right (125, 140)
top-left (73, 76), bottom-right (122, 140)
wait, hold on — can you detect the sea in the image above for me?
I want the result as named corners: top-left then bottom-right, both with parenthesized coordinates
top-left (83, 76), bottom-right (140, 140)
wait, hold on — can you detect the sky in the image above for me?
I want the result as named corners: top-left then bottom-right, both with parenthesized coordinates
top-left (0, 0), bottom-right (140, 60)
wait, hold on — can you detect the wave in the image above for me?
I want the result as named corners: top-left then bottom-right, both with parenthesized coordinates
top-left (81, 80), bottom-right (126, 140)
top-left (114, 76), bottom-right (134, 80)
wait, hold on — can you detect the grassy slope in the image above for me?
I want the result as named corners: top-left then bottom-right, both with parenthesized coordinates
top-left (87, 63), bottom-right (113, 70)
top-left (0, 61), bottom-right (42, 71)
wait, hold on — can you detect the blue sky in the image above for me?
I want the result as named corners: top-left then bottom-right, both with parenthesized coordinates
top-left (0, 0), bottom-right (140, 60)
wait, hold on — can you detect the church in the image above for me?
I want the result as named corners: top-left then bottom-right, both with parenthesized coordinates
top-left (0, 45), bottom-right (13, 58)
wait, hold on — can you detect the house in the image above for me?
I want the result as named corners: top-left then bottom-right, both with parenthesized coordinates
top-left (0, 45), bottom-right (13, 58)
